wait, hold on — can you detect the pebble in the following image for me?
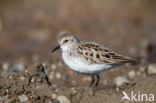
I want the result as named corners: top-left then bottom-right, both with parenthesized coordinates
top-left (70, 87), bottom-right (77, 95)
top-left (56, 95), bottom-right (71, 103)
top-left (18, 94), bottom-right (28, 103)
top-left (56, 72), bottom-right (62, 79)
top-left (115, 76), bottom-right (130, 86)
top-left (2, 62), bottom-right (9, 71)
top-left (51, 93), bottom-right (57, 99)
top-left (12, 63), bottom-right (25, 73)
top-left (128, 70), bottom-right (136, 79)
top-left (51, 64), bottom-right (56, 70)
top-left (147, 64), bottom-right (156, 74)
top-left (20, 76), bottom-right (25, 80)
top-left (31, 77), bottom-right (36, 83)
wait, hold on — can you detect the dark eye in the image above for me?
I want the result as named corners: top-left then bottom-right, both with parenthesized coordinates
top-left (64, 40), bottom-right (68, 43)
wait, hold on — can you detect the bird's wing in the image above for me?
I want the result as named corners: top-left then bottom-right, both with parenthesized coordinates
top-left (77, 41), bottom-right (136, 65)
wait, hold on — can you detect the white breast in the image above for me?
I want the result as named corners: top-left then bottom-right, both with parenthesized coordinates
top-left (62, 52), bottom-right (113, 75)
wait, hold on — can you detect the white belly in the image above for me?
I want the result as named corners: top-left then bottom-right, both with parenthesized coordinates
top-left (62, 52), bottom-right (113, 74)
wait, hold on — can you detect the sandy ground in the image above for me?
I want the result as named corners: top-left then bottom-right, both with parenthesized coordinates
top-left (0, 62), bottom-right (156, 103)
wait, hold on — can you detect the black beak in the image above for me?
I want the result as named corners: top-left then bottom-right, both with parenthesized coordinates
top-left (51, 45), bottom-right (60, 53)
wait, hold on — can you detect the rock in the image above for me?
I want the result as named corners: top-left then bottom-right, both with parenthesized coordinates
top-left (51, 93), bottom-right (57, 99)
top-left (2, 62), bottom-right (9, 71)
top-left (147, 64), bottom-right (156, 75)
top-left (20, 76), bottom-right (25, 80)
top-left (12, 63), bottom-right (26, 73)
top-left (51, 64), bottom-right (56, 70)
top-left (70, 87), bottom-right (77, 95)
top-left (56, 95), bottom-right (71, 103)
top-left (56, 72), bottom-right (62, 79)
top-left (115, 76), bottom-right (130, 87)
top-left (18, 94), bottom-right (28, 103)
top-left (128, 70), bottom-right (136, 79)
top-left (31, 77), bottom-right (36, 83)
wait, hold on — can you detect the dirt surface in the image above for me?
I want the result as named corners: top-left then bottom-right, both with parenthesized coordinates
top-left (0, 0), bottom-right (156, 103)
top-left (0, 62), bottom-right (156, 103)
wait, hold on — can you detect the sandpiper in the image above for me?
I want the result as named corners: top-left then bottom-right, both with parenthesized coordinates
top-left (51, 32), bottom-right (135, 88)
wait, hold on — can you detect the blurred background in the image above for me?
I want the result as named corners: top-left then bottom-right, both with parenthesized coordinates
top-left (0, 0), bottom-right (156, 63)
top-left (0, 1), bottom-right (156, 102)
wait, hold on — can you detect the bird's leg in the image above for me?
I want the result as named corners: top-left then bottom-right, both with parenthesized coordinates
top-left (95, 75), bottom-right (100, 88)
top-left (90, 75), bottom-right (95, 87)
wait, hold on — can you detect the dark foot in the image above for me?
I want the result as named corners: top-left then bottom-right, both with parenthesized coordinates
top-left (90, 75), bottom-right (95, 87)
top-left (95, 75), bottom-right (100, 88)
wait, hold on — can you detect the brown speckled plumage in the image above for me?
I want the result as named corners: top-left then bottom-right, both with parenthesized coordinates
top-left (73, 40), bottom-right (136, 65)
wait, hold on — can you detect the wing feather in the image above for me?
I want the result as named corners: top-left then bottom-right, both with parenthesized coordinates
top-left (77, 41), bottom-right (136, 65)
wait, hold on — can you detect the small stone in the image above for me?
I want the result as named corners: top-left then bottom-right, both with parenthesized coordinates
top-left (56, 95), bottom-right (71, 103)
top-left (147, 64), bottom-right (156, 74)
top-left (71, 87), bottom-right (77, 95)
top-left (128, 70), bottom-right (136, 79)
top-left (2, 62), bottom-right (9, 71)
top-left (12, 63), bottom-right (25, 72)
top-left (56, 72), bottom-right (62, 79)
top-left (115, 76), bottom-right (130, 87)
top-left (51, 64), bottom-right (56, 70)
top-left (31, 77), bottom-right (35, 83)
top-left (51, 93), bottom-right (57, 99)
top-left (18, 94), bottom-right (28, 103)
top-left (20, 76), bottom-right (25, 80)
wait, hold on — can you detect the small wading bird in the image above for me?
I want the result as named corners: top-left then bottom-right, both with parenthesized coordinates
top-left (51, 32), bottom-right (136, 88)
